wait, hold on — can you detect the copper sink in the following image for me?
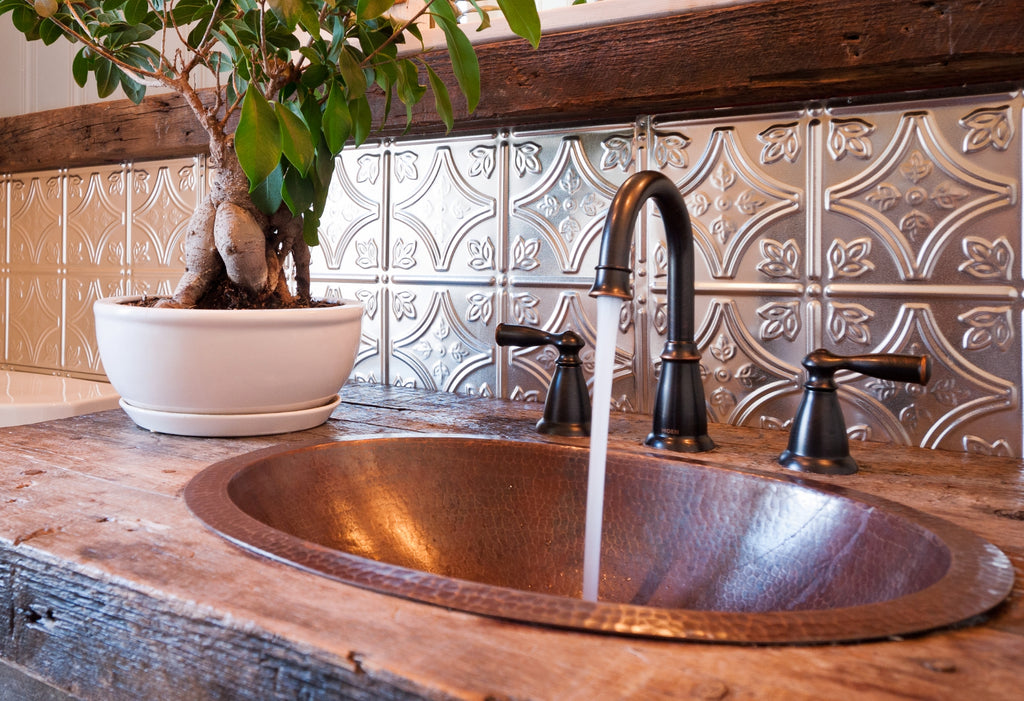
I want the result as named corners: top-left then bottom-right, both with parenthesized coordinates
top-left (184, 435), bottom-right (1013, 643)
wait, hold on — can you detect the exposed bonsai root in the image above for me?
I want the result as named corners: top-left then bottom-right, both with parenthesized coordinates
top-left (156, 197), bottom-right (220, 309)
top-left (158, 146), bottom-right (314, 310)
top-left (215, 202), bottom-right (269, 292)
top-left (271, 208), bottom-right (311, 302)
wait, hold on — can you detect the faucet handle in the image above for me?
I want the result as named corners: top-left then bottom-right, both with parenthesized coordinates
top-left (496, 324), bottom-right (591, 437)
top-left (779, 349), bottom-right (931, 475)
top-left (801, 349), bottom-right (931, 387)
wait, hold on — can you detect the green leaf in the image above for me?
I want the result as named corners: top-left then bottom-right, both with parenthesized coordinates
top-left (322, 82), bottom-right (351, 155)
top-left (296, 3), bottom-right (320, 34)
top-left (123, 0), bottom-right (148, 25)
top-left (424, 63), bottom-right (453, 133)
top-left (429, 0), bottom-right (459, 29)
top-left (302, 211), bottom-right (320, 247)
top-left (378, 84), bottom-right (394, 131)
top-left (357, 0), bottom-right (394, 20)
top-left (249, 163), bottom-right (285, 215)
top-left (119, 69), bottom-right (146, 104)
top-left (299, 63), bottom-right (329, 90)
top-left (463, 0), bottom-right (491, 31)
top-left (226, 74), bottom-right (240, 109)
top-left (350, 96), bottom-right (371, 146)
top-left (72, 47), bottom-right (91, 88)
top-left (337, 46), bottom-right (367, 99)
top-left (277, 103), bottom-right (315, 175)
top-left (395, 58), bottom-right (424, 108)
top-left (299, 91), bottom-right (322, 140)
top-left (38, 17), bottom-right (63, 45)
top-left (170, 0), bottom-right (207, 25)
top-left (208, 51), bottom-right (230, 74)
top-left (95, 59), bottom-right (120, 99)
top-left (431, 13), bottom-right (480, 113)
top-left (496, 0), bottom-right (541, 49)
top-left (264, 27), bottom-right (301, 52)
top-left (235, 88), bottom-right (283, 190)
top-left (405, 21), bottom-right (423, 45)
top-left (358, 24), bottom-right (397, 62)
top-left (283, 165), bottom-right (315, 216)
top-left (221, 18), bottom-right (258, 48)
top-left (267, 0), bottom-right (303, 27)
top-left (327, 16), bottom-right (346, 63)
top-left (106, 21), bottom-right (157, 46)
top-left (313, 137), bottom-right (335, 191)
top-left (122, 44), bottom-right (161, 73)
top-left (11, 5), bottom-right (39, 34)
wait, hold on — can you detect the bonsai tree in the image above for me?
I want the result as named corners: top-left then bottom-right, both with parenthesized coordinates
top-left (1, 0), bottom-right (540, 308)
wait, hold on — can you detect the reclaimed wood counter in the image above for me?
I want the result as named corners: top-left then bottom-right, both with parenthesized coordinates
top-left (0, 384), bottom-right (1021, 699)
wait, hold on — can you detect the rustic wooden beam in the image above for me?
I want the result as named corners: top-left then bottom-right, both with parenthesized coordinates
top-left (2, 0), bottom-right (1021, 173)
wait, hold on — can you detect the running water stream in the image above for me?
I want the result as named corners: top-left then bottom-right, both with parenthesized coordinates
top-left (581, 295), bottom-right (623, 602)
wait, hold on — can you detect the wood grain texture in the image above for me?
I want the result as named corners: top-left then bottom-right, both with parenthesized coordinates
top-left (0, 383), bottom-right (1021, 699)
top-left (2, 0), bottom-right (1021, 173)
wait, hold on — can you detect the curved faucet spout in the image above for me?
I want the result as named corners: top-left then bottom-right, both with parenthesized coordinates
top-left (589, 171), bottom-right (714, 453)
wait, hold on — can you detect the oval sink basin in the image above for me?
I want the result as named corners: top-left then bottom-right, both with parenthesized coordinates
top-left (184, 435), bottom-right (1013, 643)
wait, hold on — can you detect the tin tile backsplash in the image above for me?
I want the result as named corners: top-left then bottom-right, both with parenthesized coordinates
top-left (3, 91), bottom-right (1020, 455)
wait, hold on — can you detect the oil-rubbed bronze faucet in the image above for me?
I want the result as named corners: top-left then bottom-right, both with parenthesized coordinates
top-left (779, 349), bottom-right (931, 475)
top-left (495, 323), bottom-right (591, 437)
top-left (589, 170), bottom-right (714, 453)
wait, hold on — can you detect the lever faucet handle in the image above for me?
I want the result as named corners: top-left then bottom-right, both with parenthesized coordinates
top-left (802, 349), bottom-right (931, 388)
top-left (495, 324), bottom-right (584, 354)
top-left (779, 349), bottom-right (931, 475)
top-left (496, 324), bottom-right (591, 436)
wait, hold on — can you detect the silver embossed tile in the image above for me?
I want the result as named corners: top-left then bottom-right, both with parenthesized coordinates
top-left (821, 94), bottom-right (1020, 455)
top-left (308, 91), bottom-right (1022, 455)
top-left (2, 90), bottom-right (1020, 455)
top-left (505, 123), bottom-right (636, 407)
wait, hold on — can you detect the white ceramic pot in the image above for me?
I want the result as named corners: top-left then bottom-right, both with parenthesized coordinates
top-left (94, 295), bottom-right (362, 436)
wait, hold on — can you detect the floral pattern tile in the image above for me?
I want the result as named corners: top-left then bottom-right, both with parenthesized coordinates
top-left (1, 90), bottom-right (1021, 454)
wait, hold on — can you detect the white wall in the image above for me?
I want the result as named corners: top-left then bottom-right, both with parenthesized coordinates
top-left (0, 22), bottom-right (100, 117)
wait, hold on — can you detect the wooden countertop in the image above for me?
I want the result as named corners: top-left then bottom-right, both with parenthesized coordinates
top-left (0, 384), bottom-right (1021, 699)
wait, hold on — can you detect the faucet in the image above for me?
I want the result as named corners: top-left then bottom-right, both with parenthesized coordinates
top-left (589, 170), bottom-right (714, 453)
top-left (779, 349), bottom-right (931, 474)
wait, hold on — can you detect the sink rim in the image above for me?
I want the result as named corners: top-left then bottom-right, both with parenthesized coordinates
top-left (184, 434), bottom-right (1014, 644)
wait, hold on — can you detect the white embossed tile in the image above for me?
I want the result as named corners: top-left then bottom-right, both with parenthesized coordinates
top-left (66, 164), bottom-right (128, 269)
top-left (315, 143), bottom-right (384, 277)
top-left (313, 143), bottom-right (387, 385)
top-left (387, 283), bottom-right (496, 395)
top-left (64, 275), bottom-right (125, 376)
top-left (388, 136), bottom-right (500, 277)
top-left (7, 273), bottom-right (61, 369)
top-left (309, 279), bottom-right (380, 386)
top-left (63, 164), bottom-right (130, 374)
top-left (129, 157), bottom-right (203, 295)
top-left (8, 172), bottom-right (62, 270)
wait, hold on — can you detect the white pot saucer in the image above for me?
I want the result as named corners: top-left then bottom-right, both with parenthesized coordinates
top-left (119, 395), bottom-right (341, 437)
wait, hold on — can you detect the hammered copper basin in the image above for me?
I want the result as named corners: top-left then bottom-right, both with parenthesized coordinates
top-left (184, 435), bottom-right (1013, 643)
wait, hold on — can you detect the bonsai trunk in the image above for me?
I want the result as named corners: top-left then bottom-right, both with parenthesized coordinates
top-left (158, 141), bottom-right (312, 310)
